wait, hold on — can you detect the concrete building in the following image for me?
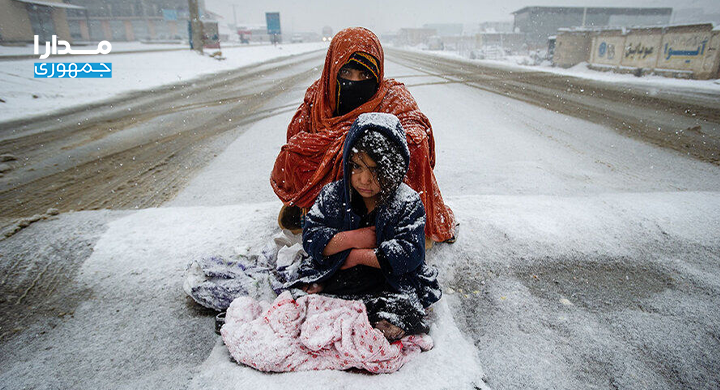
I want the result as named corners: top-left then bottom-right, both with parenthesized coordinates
top-left (512, 6), bottom-right (672, 49)
top-left (0, 0), bottom-right (209, 44)
top-left (422, 23), bottom-right (462, 37)
top-left (552, 29), bottom-right (594, 68)
top-left (475, 32), bottom-right (526, 53)
top-left (395, 28), bottom-right (436, 47)
top-left (0, 0), bottom-right (83, 44)
top-left (478, 21), bottom-right (514, 33)
top-left (65, 0), bottom-right (208, 42)
top-left (553, 23), bottom-right (720, 80)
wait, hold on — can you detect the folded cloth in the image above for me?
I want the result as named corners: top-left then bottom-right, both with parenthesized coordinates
top-left (221, 291), bottom-right (433, 373)
top-left (184, 231), bottom-right (305, 311)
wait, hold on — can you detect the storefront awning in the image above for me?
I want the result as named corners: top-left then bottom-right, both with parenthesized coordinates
top-left (13, 0), bottom-right (85, 10)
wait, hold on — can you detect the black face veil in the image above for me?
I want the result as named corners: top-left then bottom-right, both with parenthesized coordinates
top-left (336, 77), bottom-right (378, 116)
top-left (335, 53), bottom-right (380, 116)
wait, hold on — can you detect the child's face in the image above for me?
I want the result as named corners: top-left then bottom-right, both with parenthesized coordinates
top-left (350, 152), bottom-right (381, 200)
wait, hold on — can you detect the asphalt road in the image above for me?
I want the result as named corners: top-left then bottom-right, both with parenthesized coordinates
top-left (1, 49), bottom-right (719, 390)
top-left (0, 50), bottom-right (325, 220)
top-left (1, 49), bottom-right (718, 221)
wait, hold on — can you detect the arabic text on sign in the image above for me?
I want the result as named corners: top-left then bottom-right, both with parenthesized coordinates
top-left (34, 35), bottom-right (112, 59)
top-left (34, 63), bottom-right (113, 78)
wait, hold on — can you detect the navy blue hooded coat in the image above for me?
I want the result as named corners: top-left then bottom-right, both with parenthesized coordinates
top-left (290, 112), bottom-right (441, 308)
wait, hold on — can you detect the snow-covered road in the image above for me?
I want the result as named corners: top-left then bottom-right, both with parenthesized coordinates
top-left (1, 49), bottom-right (719, 389)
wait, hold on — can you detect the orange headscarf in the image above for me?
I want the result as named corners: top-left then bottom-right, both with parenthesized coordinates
top-left (271, 27), bottom-right (455, 242)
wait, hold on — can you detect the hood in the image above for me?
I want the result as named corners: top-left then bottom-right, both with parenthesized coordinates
top-left (341, 113), bottom-right (409, 206)
top-left (313, 27), bottom-right (386, 125)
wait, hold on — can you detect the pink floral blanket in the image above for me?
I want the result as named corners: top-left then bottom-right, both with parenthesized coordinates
top-left (221, 291), bottom-right (433, 373)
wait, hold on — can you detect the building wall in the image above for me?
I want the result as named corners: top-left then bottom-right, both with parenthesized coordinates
top-left (513, 7), bottom-right (672, 47)
top-left (0, 0), bottom-right (75, 43)
top-left (0, 0), bottom-right (34, 42)
top-left (423, 23), bottom-right (463, 36)
top-left (620, 29), bottom-right (663, 68)
top-left (553, 32), bottom-right (592, 67)
top-left (524, 9), bottom-right (584, 45)
top-left (589, 33), bottom-right (624, 66)
top-left (51, 8), bottom-right (71, 42)
top-left (63, 0), bottom-right (193, 42)
top-left (574, 23), bottom-right (720, 79)
top-left (657, 25), bottom-right (719, 79)
top-left (475, 33), bottom-right (526, 53)
top-left (396, 28), bottom-right (436, 46)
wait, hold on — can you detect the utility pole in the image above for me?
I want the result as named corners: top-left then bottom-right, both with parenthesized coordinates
top-left (188, 0), bottom-right (204, 54)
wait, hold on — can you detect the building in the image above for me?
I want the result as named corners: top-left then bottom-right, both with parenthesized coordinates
top-left (478, 21), bottom-right (514, 33)
top-left (475, 32), bottom-right (526, 53)
top-left (0, 0), bottom-right (83, 44)
top-left (552, 29), bottom-right (594, 68)
top-left (0, 0), bottom-right (209, 44)
top-left (512, 6), bottom-right (672, 49)
top-left (552, 23), bottom-right (720, 80)
top-left (65, 0), bottom-right (209, 42)
top-left (672, 8), bottom-right (720, 25)
top-left (395, 28), bottom-right (436, 47)
top-left (422, 23), bottom-right (463, 37)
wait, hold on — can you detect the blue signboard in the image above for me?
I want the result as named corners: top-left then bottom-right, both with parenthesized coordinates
top-left (35, 62), bottom-right (112, 78)
top-left (162, 9), bottom-right (178, 21)
top-left (266, 12), bottom-right (281, 35)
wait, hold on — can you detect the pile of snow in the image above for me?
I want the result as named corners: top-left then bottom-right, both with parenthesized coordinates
top-left (0, 203), bottom-right (487, 389)
top-left (0, 42), bottom-right (327, 123)
top-left (400, 46), bottom-right (720, 92)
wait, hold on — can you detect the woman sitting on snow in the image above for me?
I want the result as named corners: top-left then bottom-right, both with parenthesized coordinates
top-left (288, 112), bottom-right (441, 341)
top-left (271, 27), bottom-right (456, 246)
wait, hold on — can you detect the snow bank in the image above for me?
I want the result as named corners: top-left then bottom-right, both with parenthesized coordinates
top-left (400, 47), bottom-right (720, 93)
top-left (0, 202), bottom-right (487, 389)
top-left (0, 42), bottom-right (327, 123)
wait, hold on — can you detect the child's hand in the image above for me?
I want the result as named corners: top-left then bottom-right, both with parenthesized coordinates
top-left (350, 226), bottom-right (376, 249)
top-left (341, 249), bottom-right (380, 270)
top-left (322, 227), bottom-right (376, 257)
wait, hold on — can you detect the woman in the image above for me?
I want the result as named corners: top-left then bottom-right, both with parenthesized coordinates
top-left (270, 27), bottom-right (455, 244)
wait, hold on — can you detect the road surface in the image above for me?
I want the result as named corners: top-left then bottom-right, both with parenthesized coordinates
top-left (1, 49), bottom-right (719, 390)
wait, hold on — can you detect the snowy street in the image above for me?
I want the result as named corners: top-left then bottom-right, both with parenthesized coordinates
top-left (1, 47), bottom-right (719, 389)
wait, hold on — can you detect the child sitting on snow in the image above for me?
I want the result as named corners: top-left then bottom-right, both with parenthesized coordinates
top-left (289, 112), bottom-right (441, 341)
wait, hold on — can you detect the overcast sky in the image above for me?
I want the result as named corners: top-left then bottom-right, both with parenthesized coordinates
top-left (204, 0), bottom-right (718, 34)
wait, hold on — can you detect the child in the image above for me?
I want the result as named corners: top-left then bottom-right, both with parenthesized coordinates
top-left (289, 112), bottom-right (441, 341)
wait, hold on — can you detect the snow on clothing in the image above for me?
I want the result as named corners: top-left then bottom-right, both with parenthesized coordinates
top-left (288, 113), bottom-right (442, 333)
top-left (221, 291), bottom-right (433, 373)
top-left (184, 231), bottom-right (305, 311)
top-left (270, 26), bottom-right (456, 242)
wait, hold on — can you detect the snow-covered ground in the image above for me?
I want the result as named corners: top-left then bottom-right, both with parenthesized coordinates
top-left (0, 41), bottom-right (191, 57)
top-left (0, 40), bottom-right (268, 57)
top-left (403, 46), bottom-right (720, 93)
top-left (0, 42), bottom-right (327, 123)
top-left (1, 45), bottom-right (719, 389)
